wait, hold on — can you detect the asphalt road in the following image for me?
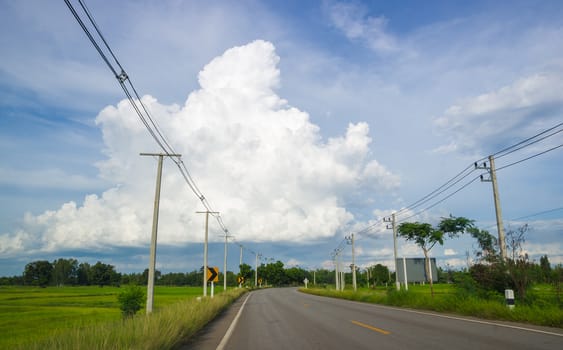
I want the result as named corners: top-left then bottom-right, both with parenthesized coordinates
top-left (186, 288), bottom-right (562, 350)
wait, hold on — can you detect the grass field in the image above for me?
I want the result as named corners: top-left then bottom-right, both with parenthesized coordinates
top-left (302, 283), bottom-right (563, 328)
top-left (0, 285), bottom-right (211, 349)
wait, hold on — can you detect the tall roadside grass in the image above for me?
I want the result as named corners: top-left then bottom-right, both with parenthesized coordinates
top-left (0, 286), bottom-right (206, 348)
top-left (15, 288), bottom-right (247, 350)
top-left (300, 286), bottom-right (562, 328)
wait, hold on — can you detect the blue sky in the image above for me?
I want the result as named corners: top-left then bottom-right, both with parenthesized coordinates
top-left (1, 0), bottom-right (562, 277)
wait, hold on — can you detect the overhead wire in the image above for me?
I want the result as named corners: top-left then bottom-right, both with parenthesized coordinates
top-left (64, 0), bottom-right (265, 260)
top-left (497, 143), bottom-right (563, 171)
top-left (493, 122), bottom-right (563, 158)
top-left (348, 121), bottom-right (563, 243)
top-left (395, 122), bottom-right (563, 222)
top-left (64, 0), bottom-right (563, 265)
top-left (495, 127), bottom-right (562, 160)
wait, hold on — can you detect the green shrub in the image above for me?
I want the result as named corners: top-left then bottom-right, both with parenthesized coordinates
top-left (117, 285), bottom-right (145, 318)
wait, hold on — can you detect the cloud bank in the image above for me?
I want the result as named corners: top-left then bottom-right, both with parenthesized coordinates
top-left (0, 40), bottom-right (398, 256)
top-left (433, 72), bottom-right (563, 156)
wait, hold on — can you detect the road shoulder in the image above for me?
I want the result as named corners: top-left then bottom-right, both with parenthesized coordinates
top-left (177, 290), bottom-right (250, 350)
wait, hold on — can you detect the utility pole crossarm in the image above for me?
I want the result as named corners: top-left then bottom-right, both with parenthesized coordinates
top-left (140, 152), bottom-right (181, 158)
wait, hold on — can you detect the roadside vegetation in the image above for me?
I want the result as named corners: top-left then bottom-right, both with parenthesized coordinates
top-left (301, 282), bottom-right (561, 327)
top-left (0, 255), bottom-right (309, 349)
top-left (302, 220), bottom-right (562, 328)
top-left (2, 286), bottom-right (246, 350)
top-left (1, 218), bottom-right (560, 348)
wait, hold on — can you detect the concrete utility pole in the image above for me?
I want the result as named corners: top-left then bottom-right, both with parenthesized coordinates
top-left (333, 251), bottom-right (339, 291)
top-left (346, 233), bottom-right (357, 292)
top-left (385, 214), bottom-right (400, 291)
top-left (239, 245), bottom-right (243, 269)
top-left (222, 229), bottom-right (232, 291)
top-left (403, 256), bottom-right (409, 291)
top-left (238, 245), bottom-right (243, 288)
top-left (140, 152), bottom-right (181, 314)
top-left (197, 210), bottom-right (219, 297)
top-left (255, 252), bottom-right (261, 287)
top-left (476, 156), bottom-right (507, 261)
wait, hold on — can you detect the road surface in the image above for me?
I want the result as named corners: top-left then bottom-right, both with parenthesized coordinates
top-left (186, 287), bottom-right (562, 349)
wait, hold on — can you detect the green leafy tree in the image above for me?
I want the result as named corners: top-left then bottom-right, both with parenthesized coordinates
top-left (52, 258), bottom-right (78, 286)
top-left (117, 285), bottom-right (145, 318)
top-left (286, 266), bottom-right (307, 285)
top-left (370, 264), bottom-right (390, 286)
top-left (23, 260), bottom-right (53, 287)
top-left (398, 216), bottom-right (472, 296)
top-left (539, 255), bottom-right (551, 283)
top-left (261, 261), bottom-right (287, 286)
top-left (239, 263), bottom-right (253, 284)
top-left (77, 262), bottom-right (92, 285)
top-left (91, 261), bottom-right (118, 287)
top-left (467, 227), bottom-right (498, 262)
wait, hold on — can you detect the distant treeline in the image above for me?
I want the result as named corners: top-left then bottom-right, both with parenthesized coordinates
top-left (0, 258), bottom-right (325, 288)
top-left (0, 258), bottom-right (217, 287)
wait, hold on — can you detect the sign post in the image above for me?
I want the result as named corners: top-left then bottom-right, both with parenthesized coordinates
top-left (206, 266), bottom-right (219, 298)
top-left (304, 278), bottom-right (309, 289)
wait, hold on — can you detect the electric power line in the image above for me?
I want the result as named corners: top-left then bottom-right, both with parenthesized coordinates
top-left (493, 122), bottom-right (563, 158)
top-left (64, 0), bottom-right (267, 262)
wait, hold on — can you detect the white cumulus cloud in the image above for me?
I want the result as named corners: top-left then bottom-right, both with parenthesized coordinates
top-left (0, 40), bottom-right (398, 257)
top-left (433, 72), bottom-right (563, 155)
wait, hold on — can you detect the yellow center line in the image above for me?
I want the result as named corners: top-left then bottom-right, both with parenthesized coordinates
top-left (351, 320), bottom-right (391, 335)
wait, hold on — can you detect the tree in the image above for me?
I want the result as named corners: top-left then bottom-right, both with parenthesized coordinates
top-left (239, 263), bottom-right (253, 284)
top-left (77, 262), bottom-right (92, 285)
top-left (261, 261), bottom-right (287, 286)
top-left (285, 266), bottom-right (307, 285)
top-left (23, 260), bottom-right (53, 287)
top-left (398, 216), bottom-right (472, 297)
top-left (505, 224), bottom-right (533, 301)
top-left (506, 224), bottom-right (529, 261)
top-left (52, 258), bottom-right (78, 286)
top-left (539, 255), bottom-right (551, 283)
top-left (467, 227), bottom-right (498, 262)
top-left (370, 264), bottom-right (390, 286)
top-left (91, 261), bottom-right (118, 287)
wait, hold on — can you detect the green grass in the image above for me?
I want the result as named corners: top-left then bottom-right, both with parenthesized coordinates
top-left (0, 285), bottom-right (213, 349)
top-left (301, 283), bottom-right (562, 328)
top-left (13, 287), bottom-right (247, 350)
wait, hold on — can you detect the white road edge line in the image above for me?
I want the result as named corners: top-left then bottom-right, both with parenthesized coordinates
top-left (340, 298), bottom-right (563, 337)
top-left (397, 307), bottom-right (563, 337)
top-left (216, 292), bottom-right (252, 350)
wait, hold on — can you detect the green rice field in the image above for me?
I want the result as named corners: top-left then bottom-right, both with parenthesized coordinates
top-left (0, 285), bottom-right (208, 349)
